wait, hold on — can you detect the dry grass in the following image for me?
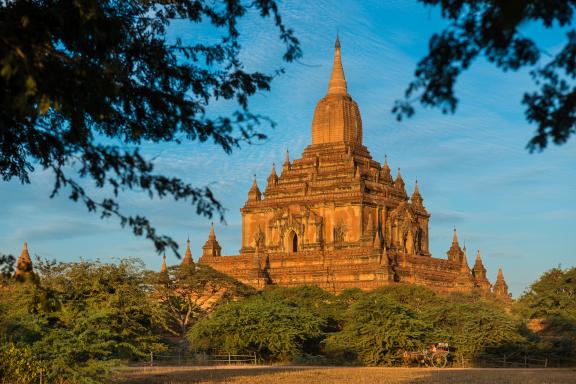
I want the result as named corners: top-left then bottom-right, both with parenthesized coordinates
top-left (113, 366), bottom-right (576, 384)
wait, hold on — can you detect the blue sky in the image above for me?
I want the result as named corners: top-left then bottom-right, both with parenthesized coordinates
top-left (1, 1), bottom-right (574, 297)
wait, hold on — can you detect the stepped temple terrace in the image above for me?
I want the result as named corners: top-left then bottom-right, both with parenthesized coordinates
top-left (191, 37), bottom-right (509, 299)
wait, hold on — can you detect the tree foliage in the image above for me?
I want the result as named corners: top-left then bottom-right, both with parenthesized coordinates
top-left (395, 0), bottom-right (575, 152)
top-left (425, 302), bottom-right (525, 362)
top-left (0, 258), bottom-right (168, 383)
top-left (324, 291), bottom-right (431, 366)
top-left (2, 260), bottom-right (576, 376)
top-left (514, 266), bottom-right (576, 365)
top-left (0, 0), bottom-right (300, 255)
top-left (153, 263), bottom-right (255, 341)
top-left (0, 253), bottom-right (15, 285)
top-left (0, 343), bottom-right (47, 384)
top-left (515, 266), bottom-right (576, 320)
top-left (187, 293), bottom-right (325, 361)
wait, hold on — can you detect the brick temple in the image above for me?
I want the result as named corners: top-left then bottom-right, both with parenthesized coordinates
top-left (194, 37), bottom-right (510, 299)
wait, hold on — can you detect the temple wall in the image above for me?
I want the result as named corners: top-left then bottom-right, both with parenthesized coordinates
top-left (199, 248), bottom-right (475, 294)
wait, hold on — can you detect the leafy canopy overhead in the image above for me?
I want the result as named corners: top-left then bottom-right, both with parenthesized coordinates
top-left (0, 0), bottom-right (300, 255)
top-left (394, 0), bottom-right (576, 152)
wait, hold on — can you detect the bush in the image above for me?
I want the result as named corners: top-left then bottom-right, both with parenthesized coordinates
top-left (423, 302), bottom-right (526, 363)
top-left (324, 292), bottom-right (430, 366)
top-left (187, 295), bottom-right (325, 362)
top-left (0, 343), bottom-right (46, 384)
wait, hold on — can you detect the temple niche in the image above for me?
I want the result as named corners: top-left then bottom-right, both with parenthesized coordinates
top-left (198, 37), bottom-right (509, 298)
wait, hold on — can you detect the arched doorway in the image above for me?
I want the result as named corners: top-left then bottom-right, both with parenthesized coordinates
top-left (287, 230), bottom-right (298, 253)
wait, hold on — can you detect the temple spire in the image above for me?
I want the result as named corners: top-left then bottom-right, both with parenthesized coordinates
top-left (160, 253), bottom-right (167, 273)
top-left (493, 267), bottom-right (511, 303)
top-left (411, 179), bottom-right (423, 206)
top-left (202, 223), bottom-right (222, 257)
top-left (248, 174), bottom-right (261, 201)
top-left (446, 227), bottom-right (464, 262)
top-left (14, 241), bottom-right (34, 281)
top-left (181, 238), bottom-right (194, 266)
top-left (381, 155), bottom-right (392, 182)
top-left (327, 35), bottom-right (348, 96)
top-left (394, 167), bottom-right (406, 195)
top-left (461, 244), bottom-right (470, 271)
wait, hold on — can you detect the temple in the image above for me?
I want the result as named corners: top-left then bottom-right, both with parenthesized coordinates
top-left (14, 242), bottom-right (35, 282)
top-left (191, 38), bottom-right (510, 297)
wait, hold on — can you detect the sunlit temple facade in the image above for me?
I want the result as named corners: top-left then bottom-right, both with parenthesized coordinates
top-left (190, 38), bottom-right (510, 299)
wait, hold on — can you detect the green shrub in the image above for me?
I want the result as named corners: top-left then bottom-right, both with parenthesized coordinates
top-left (0, 343), bottom-right (46, 384)
top-left (324, 292), bottom-right (430, 366)
top-left (187, 295), bottom-right (325, 362)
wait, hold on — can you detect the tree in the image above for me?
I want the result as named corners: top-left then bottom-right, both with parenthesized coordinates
top-left (0, 258), bottom-right (169, 383)
top-left (514, 267), bottom-right (576, 365)
top-left (324, 292), bottom-right (430, 366)
top-left (0, 0), bottom-right (300, 255)
top-left (0, 253), bottom-right (15, 285)
top-left (394, 1), bottom-right (575, 152)
top-left (515, 266), bottom-right (576, 320)
top-left (153, 264), bottom-right (254, 342)
top-left (424, 302), bottom-right (525, 363)
top-left (187, 295), bottom-right (325, 362)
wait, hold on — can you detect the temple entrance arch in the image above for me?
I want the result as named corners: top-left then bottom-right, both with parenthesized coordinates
top-left (285, 229), bottom-right (298, 253)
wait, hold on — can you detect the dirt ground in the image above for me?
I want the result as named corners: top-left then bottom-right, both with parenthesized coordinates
top-left (114, 366), bottom-right (576, 384)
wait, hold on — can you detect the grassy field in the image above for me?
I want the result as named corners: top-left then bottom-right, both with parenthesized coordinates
top-left (114, 366), bottom-right (576, 384)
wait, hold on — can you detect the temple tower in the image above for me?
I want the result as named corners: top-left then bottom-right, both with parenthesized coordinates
top-left (202, 224), bottom-right (222, 257)
top-left (493, 268), bottom-right (512, 303)
top-left (472, 249), bottom-right (491, 294)
top-left (181, 238), bottom-right (194, 266)
top-left (446, 227), bottom-right (464, 263)
top-left (311, 36), bottom-right (362, 146)
top-left (14, 242), bottom-right (34, 281)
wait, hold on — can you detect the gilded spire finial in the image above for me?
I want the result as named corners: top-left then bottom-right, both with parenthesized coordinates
top-left (327, 34), bottom-right (347, 96)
